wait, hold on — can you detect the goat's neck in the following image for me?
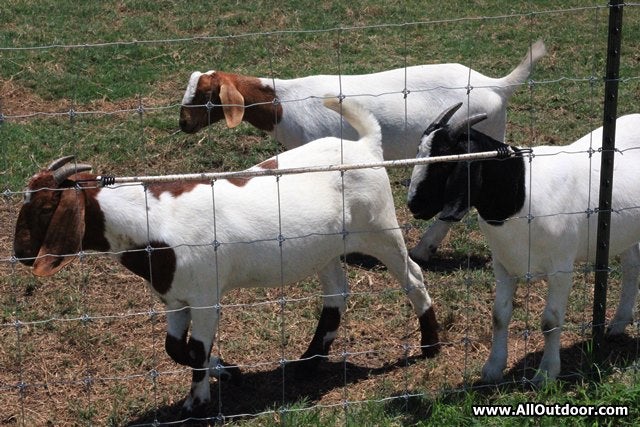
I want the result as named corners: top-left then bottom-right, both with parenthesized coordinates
top-left (238, 76), bottom-right (282, 131)
top-left (79, 184), bottom-right (110, 251)
top-left (474, 147), bottom-right (527, 225)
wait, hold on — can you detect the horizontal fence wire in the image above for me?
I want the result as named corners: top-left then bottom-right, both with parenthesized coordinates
top-left (0, 5), bottom-right (610, 52)
top-left (2, 76), bottom-right (640, 121)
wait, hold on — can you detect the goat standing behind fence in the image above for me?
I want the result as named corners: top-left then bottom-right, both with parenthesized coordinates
top-left (14, 98), bottom-right (440, 416)
top-left (179, 41), bottom-right (546, 267)
top-left (407, 102), bottom-right (640, 385)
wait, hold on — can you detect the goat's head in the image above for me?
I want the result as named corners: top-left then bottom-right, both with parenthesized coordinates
top-left (407, 102), bottom-right (488, 222)
top-left (179, 70), bottom-right (246, 133)
top-left (14, 156), bottom-right (94, 276)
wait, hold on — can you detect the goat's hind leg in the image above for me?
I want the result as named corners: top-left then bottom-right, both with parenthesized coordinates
top-left (607, 243), bottom-right (640, 336)
top-left (295, 257), bottom-right (347, 376)
top-left (369, 230), bottom-right (440, 358)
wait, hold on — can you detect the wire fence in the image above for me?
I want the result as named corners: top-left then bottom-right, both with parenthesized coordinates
top-left (1, 2), bottom-right (640, 425)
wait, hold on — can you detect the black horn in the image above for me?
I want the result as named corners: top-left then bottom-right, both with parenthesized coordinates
top-left (432, 102), bottom-right (463, 128)
top-left (449, 113), bottom-right (488, 138)
top-left (47, 155), bottom-right (76, 171)
top-left (46, 155), bottom-right (93, 184)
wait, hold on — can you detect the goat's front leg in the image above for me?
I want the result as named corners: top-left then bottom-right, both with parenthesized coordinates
top-left (180, 304), bottom-right (219, 416)
top-left (164, 306), bottom-right (192, 366)
top-left (296, 257), bottom-right (347, 375)
top-left (608, 244), bottom-right (640, 336)
top-left (409, 219), bottom-right (452, 266)
top-left (481, 260), bottom-right (517, 383)
top-left (533, 270), bottom-right (573, 386)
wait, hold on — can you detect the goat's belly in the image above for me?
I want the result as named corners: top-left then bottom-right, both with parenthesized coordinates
top-left (224, 235), bottom-right (347, 291)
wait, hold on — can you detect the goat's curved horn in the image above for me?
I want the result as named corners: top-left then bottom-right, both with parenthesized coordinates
top-left (53, 163), bottom-right (93, 185)
top-left (433, 102), bottom-right (463, 127)
top-left (449, 113), bottom-right (488, 138)
top-left (47, 155), bottom-right (76, 171)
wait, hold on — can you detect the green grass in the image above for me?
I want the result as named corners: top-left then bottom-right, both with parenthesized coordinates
top-left (2, 0), bottom-right (640, 425)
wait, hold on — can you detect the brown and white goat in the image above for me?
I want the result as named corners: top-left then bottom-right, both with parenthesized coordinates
top-left (14, 99), bottom-right (439, 416)
top-left (179, 41), bottom-right (547, 266)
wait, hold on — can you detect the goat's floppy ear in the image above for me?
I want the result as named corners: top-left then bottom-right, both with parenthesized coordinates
top-left (438, 162), bottom-right (477, 222)
top-left (220, 82), bottom-right (245, 128)
top-left (33, 188), bottom-right (85, 276)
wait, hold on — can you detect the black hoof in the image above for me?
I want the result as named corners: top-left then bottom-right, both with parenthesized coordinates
top-left (179, 399), bottom-right (208, 422)
top-left (212, 359), bottom-right (242, 383)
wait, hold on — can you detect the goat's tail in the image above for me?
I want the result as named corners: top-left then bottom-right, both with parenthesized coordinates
top-left (499, 39), bottom-right (547, 95)
top-left (323, 96), bottom-right (382, 151)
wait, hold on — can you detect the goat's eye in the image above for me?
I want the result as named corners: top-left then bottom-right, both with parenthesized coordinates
top-left (38, 205), bottom-right (55, 216)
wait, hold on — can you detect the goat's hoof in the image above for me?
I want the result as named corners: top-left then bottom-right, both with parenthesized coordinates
top-left (531, 369), bottom-right (557, 389)
top-left (210, 359), bottom-right (242, 383)
top-left (180, 396), bottom-right (209, 420)
top-left (480, 365), bottom-right (504, 384)
top-left (605, 320), bottom-right (630, 337)
top-left (408, 249), bottom-right (432, 270)
top-left (421, 343), bottom-right (441, 359)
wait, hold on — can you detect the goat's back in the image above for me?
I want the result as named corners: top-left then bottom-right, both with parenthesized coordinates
top-left (480, 114), bottom-right (640, 275)
top-left (263, 64), bottom-right (516, 159)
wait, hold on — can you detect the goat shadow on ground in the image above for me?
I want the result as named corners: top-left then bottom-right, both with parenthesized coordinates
top-left (126, 355), bottom-right (426, 426)
top-left (342, 250), bottom-right (490, 272)
top-left (382, 334), bottom-right (640, 425)
top-left (125, 335), bottom-right (637, 425)
top-left (413, 251), bottom-right (490, 272)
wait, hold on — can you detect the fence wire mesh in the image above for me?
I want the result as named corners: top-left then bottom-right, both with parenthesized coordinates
top-left (1, 2), bottom-right (640, 425)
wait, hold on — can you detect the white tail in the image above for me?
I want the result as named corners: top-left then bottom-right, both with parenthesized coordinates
top-left (323, 97), bottom-right (382, 145)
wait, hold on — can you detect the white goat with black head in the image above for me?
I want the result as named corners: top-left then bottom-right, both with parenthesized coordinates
top-left (407, 102), bottom-right (640, 385)
top-left (179, 41), bottom-right (547, 266)
top-left (14, 98), bottom-right (440, 416)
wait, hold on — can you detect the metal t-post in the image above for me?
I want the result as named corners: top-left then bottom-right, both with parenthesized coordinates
top-left (592, 0), bottom-right (623, 359)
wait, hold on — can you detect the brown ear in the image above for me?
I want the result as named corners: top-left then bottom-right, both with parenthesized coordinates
top-left (33, 188), bottom-right (86, 276)
top-left (219, 82), bottom-right (245, 128)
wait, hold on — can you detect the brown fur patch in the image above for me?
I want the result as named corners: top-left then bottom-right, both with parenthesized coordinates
top-left (147, 180), bottom-right (210, 199)
top-left (226, 177), bottom-right (251, 187)
top-left (257, 157), bottom-right (278, 170)
top-left (120, 241), bottom-right (176, 295)
top-left (226, 157), bottom-right (278, 187)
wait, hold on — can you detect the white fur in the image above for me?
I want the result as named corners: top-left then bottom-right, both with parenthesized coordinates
top-left (467, 115), bottom-right (640, 385)
top-left (100, 99), bottom-right (434, 411)
top-left (182, 41), bottom-right (546, 263)
top-left (181, 70), bottom-right (215, 105)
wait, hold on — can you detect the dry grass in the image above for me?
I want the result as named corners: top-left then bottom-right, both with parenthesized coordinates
top-left (2, 186), bottom-right (638, 425)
